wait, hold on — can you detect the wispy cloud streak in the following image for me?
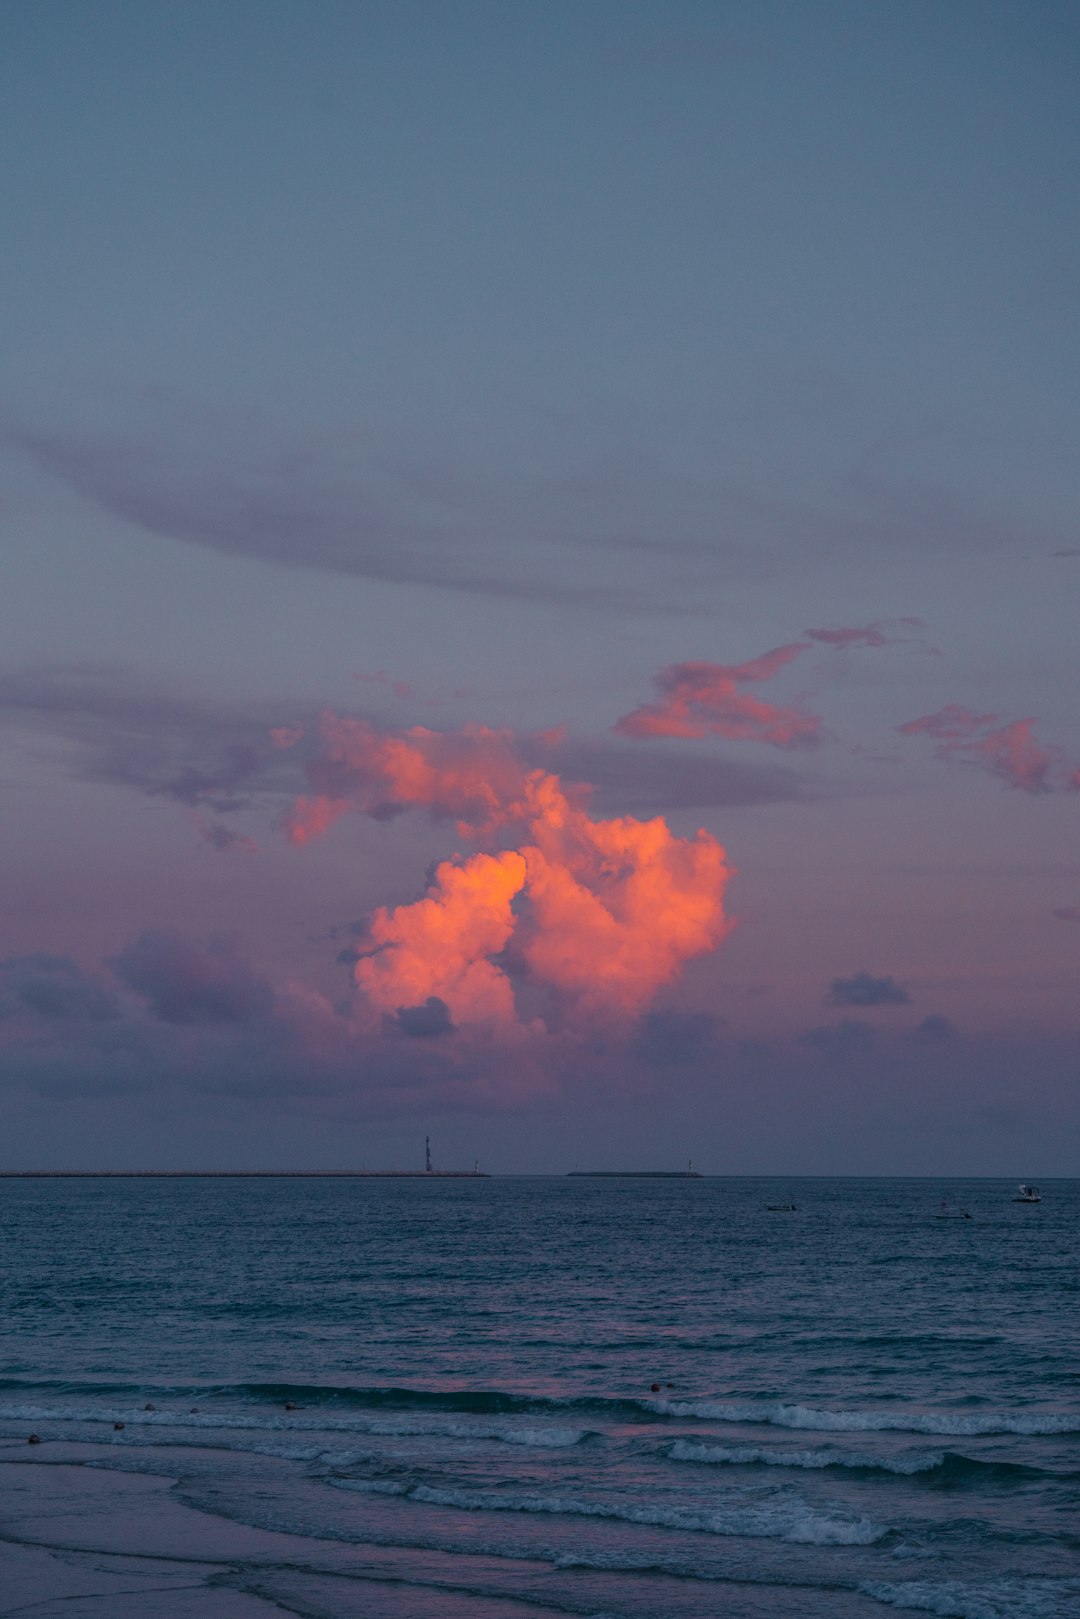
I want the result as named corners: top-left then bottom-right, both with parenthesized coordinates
top-left (11, 424), bottom-right (649, 611)
top-left (898, 705), bottom-right (1071, 794)
top-left (614, 644), bottom-right (822, 746)
top-left (614, 626), bottom-right (901, 748)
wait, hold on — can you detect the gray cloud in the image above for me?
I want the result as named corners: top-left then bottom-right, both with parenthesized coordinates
top-left (0, 663), bottom-right (301, 836)
top-left (546, 737), bottom-right (818, 814)
top-left (0, 954), bottom-right (121, 1023)
top-left (193, 817), bottom-right (258, 853)
top-left (826, 972), bottom-right (910, 1007)
top-left (12, 425), bottom-right (650, 613)
top-left (0, 932), bottom-right (549, 1117)
top-left (387, 997), bottom-right (456, 1039)
top-left (110, 931), bottom-right (276, 1025)
top-left (15, 404), bottom-right (1075, 650)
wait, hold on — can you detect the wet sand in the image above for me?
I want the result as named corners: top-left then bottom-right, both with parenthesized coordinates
top-left (0, 1445), bottom-right (596, 1618)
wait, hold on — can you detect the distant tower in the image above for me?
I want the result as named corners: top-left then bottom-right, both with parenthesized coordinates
top-left (425, 1136), bottom-right (432, 1173)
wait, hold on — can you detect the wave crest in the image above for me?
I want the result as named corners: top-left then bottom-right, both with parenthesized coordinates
top-left (331, 1477), bottom-right (886, 1546)
top-left (671, 1440), bottom-right (945, 1475)
top-left (860, 1576), bottom-right (1080, 1619)
top-left (648, 1399), bottom-right (1080, 1437)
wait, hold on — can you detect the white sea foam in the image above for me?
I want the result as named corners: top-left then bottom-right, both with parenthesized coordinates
top-left (0, 1403), bottom-right (585, 1449)
top-left (647, 1399), bottom-right (1080, 1437)
top-left (331, 1477), bottom-right (885, 1545)
top-left (860, 1577), bottom-right (1080, 1619)
top-left (670, 1440), bottom-right (945, 1475)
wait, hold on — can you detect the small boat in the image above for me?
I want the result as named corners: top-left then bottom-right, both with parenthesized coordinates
top-left (766, 1200), bottom-right (797, 1212)
top-left (1013, 1183), bottom-right (1042, 1204)
top-left (936, 1197), bottom-right (971, 1220)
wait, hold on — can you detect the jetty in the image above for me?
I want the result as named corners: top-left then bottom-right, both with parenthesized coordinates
top-left (0, 1170), bottom-right (488, 1178)
top-left (0, 1137), bottom-right (488, 1179)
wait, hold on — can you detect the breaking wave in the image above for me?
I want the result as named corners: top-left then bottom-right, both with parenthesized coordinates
top-left (0, 1400), bottom-right (587, 1449)
top-left (670, 1440), bottom-right (947, 1475)
top-left (646, 1398), bottom-right (1080, 1437)
top-left (2, 1379), bottom-right (1076, 1440)
top-left (330, 1477), bottom-right (887, 1545)
top-left (860, 1576), bottom-right (1080, 1619)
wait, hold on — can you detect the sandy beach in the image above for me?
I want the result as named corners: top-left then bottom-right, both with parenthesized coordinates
top-left (0, 1445), bottom-right (581, 1619)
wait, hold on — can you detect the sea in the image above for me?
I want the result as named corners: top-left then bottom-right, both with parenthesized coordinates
top-left (0, 1176), bottom-right (1077, 1618)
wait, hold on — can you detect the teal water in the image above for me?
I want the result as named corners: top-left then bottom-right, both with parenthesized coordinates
top-left (0, 1177), bottom-right (1077, 1617)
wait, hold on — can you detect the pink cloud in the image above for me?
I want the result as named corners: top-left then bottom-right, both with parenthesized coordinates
top-left (899, 706), bottom-right (1064, 793)
top-left (614, 643), bottom-right (823, 748)
top-left (352, 671), bottom-right (416, 701)
top-left (285, 715), bottom-right (735, 1032)
top-left (188, 811), bottom-right (258, 853)
top-left (898, 705), bottom-right (999, 741)
top-left (285, 715), bottom-right (534, 844)
top-left (356, 850), bottom-right (528, 1028)
top-left (970, 720), bottom-right (1059, 794)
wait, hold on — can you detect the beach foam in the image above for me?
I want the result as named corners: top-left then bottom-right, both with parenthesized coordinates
top-left (0, 1402), bottom-right (587, 1449)
top-left (647, 1399), bottom-right (1080, 1437)
top-left (330, 1477), bottom-right (886, 1545)
top-left (860, 1577), bottom-right (1080, 1619)
top-left (670, 1440), bottom-right (946, 1475)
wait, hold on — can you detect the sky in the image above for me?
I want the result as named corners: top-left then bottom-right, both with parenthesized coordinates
top-left (1, 0), bottom-right (1079, 1173)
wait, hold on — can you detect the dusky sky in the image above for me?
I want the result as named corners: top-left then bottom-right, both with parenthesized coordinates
top-left (2, 0), bottom-right (1079, 1172)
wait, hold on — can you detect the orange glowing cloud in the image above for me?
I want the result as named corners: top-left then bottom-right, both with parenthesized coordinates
top-left (517, 774), bottom-right (732, 1017)
top-left (355, 849), bottom-right (528, 1026)
top-left (899, 706), bottom-right (1064, 794)
top-left (286, 715), bottom-right (734, 1032)
top-left (285, 714), bottom-right (532, 844)
top-left (614, 644), bottom-right (822, 747)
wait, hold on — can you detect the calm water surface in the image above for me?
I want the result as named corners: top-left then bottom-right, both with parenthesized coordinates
top-left (0, 1176), bottom-right (1077, 1617)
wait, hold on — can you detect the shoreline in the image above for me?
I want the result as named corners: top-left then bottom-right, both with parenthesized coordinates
top-left (0, 1450), bottom-right (572, 1618)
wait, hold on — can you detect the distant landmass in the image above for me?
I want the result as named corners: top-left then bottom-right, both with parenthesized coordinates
top-left (0, 1170), bottom-right (489, 1179)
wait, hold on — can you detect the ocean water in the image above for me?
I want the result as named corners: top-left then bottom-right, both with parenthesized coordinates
top-left (0, 1176), bottom-right (1077, 1618)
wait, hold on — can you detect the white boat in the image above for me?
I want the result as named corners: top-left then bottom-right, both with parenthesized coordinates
top-left (766, 1200), bottom-right (797, 1212)
top-left (1012, 1183), bottom-right (1041, 1204)
top-left (936, 1197), bottom-right (971, 1219)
